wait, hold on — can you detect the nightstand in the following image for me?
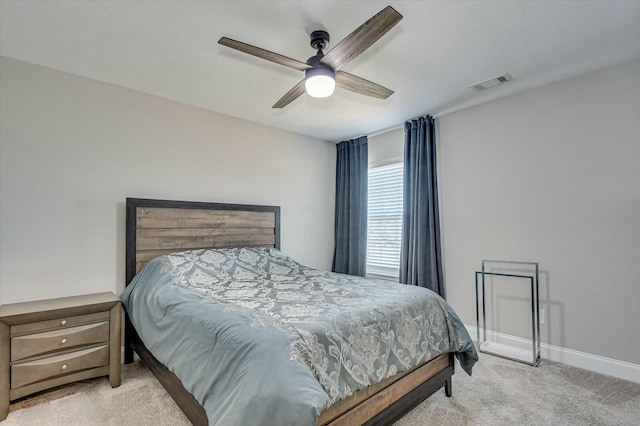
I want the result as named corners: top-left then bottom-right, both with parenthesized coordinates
top-left (0, 292), bottom-right (121, 421)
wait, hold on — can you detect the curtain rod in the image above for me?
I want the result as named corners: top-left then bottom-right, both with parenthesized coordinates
top-left (339, 111), bottom-right (443, 142)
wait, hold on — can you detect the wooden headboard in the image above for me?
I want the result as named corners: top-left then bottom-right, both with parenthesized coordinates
top-left (125, 198), bottom-right (281, 287)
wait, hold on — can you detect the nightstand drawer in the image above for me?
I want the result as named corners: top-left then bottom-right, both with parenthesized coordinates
top-left (10, 311), bottom-right (109, 336)
top-left (11, 322), bottom-right (109, 362)
top-left (11, 345), bottom-right (109, 389)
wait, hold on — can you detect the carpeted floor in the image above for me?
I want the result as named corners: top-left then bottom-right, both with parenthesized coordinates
top-left (4, 353), bottom-right (640, 425)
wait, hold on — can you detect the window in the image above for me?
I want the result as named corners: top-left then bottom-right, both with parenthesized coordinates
top-left (367, 162), bottom-right (403, 279)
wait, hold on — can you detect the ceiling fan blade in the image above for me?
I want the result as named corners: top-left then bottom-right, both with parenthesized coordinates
top-left (219, 37), bottom-right (311, 72)
top-left (273, 79), bottom-right (306, 108)
top-left (336, 71), bottom-right (393, 99)
top-left (321, 6), bottom-right (402, 70)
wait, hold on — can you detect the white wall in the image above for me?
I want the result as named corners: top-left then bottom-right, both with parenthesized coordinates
top-left (439, 59), bottom-right (640, 365)
top-left (0, 57), bottom-right (336, 305)
top-left (368, 59), bottom-right (640, 366)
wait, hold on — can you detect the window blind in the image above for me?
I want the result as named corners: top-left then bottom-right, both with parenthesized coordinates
top-left (367, 162), bottom-right (403, 278)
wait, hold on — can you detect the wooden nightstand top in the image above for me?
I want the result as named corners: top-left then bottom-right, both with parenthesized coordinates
top-left (0, 292), bottom-right (120, 325)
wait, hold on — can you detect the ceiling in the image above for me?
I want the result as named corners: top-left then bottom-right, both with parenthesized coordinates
top-left (1, 1), bottom-right (639, 142)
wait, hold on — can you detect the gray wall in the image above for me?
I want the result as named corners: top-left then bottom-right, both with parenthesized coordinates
top-left (370, 59), bottom-right (640, 365)
top-left (439, 59), bottom-right (640, 364)
top-left (0, 57), bottom-right (336, 305)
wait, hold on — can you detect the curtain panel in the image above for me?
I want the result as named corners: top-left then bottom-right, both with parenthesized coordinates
top-left (332, 136), bottom-right (368, 276)
top-left (400, 116), bottom-right (445, 297)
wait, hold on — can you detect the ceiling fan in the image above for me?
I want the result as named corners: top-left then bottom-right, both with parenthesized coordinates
top-left (218, 6), bottom-right (403, 108)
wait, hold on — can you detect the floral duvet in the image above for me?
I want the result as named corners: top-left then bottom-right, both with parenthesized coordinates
top-left (121, 247), bottom-right (477, 425)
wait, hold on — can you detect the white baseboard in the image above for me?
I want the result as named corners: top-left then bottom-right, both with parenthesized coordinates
top-left (465, 325), bottom-right (640, 384)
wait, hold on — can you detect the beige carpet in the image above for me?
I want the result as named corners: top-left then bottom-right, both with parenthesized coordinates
top-left (4, 354), bottom-right (640, 425)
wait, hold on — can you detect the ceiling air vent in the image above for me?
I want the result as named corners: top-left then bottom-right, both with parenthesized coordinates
top-left (470, 73), bottom-right (513, 91)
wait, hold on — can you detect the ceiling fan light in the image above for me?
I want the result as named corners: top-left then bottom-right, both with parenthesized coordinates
top-left (305, 67), bottom-right (336, 98)
top-left (305, 75), bottom-right (335, 98)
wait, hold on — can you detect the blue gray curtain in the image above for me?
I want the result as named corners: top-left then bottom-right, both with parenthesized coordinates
top-left (332, 136), bottom-right (368, 276)
top-left (400, 116), bottom-right (444, 297)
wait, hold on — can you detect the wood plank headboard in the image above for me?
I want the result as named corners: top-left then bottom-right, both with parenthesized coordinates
top-left (125, 198), bottom-right (281, 287)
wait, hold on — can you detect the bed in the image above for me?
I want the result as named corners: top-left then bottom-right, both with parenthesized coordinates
top-left (123, 197), bottom-right (477, 425)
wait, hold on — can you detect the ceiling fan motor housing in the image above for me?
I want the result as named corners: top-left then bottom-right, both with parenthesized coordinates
top-left (305, 53), bottom-right (335, 79)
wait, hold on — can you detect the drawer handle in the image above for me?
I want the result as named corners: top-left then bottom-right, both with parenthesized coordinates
top-left (61, 338), bottom-right (67, 344)
top-left (61, 364), bottom-right (68, 370)
top-left (60, 320), bottom-right (67, 326)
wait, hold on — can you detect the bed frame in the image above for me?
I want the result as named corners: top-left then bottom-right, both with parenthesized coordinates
top-left (124, 197), bottom-right (454, 425)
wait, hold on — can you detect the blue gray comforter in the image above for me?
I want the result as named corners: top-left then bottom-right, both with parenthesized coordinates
top-left (121, 247), bottom-right (477, 425)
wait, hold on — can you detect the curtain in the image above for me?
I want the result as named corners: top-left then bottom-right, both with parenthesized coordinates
top-left (400, 116), bottom-right (445, 297)
top-left (332, 136), bottom-right (368, 276)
